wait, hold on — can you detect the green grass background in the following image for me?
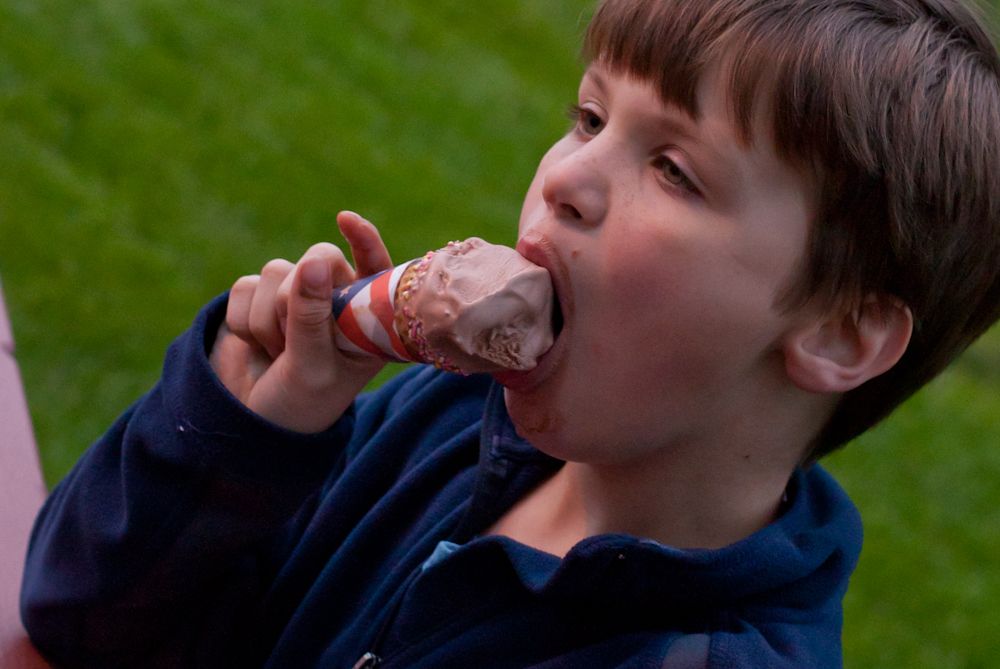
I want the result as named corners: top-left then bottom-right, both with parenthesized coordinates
top-left (1, 0), bottom-right (998, 666)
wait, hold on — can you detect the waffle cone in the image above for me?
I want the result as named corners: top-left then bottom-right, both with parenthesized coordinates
top-left (392, 260), bottom-right (424, 361)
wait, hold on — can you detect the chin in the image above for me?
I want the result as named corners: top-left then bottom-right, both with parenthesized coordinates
top-left (504, 388), bottom-right (567, 452)
top-left (503, 389), bottom-right (601, 463)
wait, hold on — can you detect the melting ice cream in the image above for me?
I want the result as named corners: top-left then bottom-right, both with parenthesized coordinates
top-left (331, 237), bottom-right (554, 374)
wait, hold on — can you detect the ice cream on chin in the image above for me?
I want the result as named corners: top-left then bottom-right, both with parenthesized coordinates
top-left (331, 237), bottom-right (555, 374)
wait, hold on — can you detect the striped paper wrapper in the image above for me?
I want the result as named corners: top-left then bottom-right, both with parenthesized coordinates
top-left (331, 261), bottom-right (416, 363)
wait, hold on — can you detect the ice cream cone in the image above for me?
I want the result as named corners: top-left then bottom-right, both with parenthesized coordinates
top-left (331, 238), bottom-right (554, 374)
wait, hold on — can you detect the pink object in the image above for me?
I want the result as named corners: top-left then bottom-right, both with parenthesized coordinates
top-left (398, 238), bottom-right (554, 374)
top-left (0, 280), bottom-right (52, 668)
top-left (331, 239), bottom-right (555, 375)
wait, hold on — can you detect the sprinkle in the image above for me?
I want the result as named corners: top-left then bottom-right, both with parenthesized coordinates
top-left (398, 248), bottom-right (465, 373)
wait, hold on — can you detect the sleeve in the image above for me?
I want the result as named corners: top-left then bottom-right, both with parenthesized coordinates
top-left (19, 294), bottom-right (359, 668)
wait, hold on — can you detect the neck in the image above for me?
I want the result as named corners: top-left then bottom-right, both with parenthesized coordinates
top-left (489, 357), bottom-right (837, 555)
top-left (518, 390), bottom-right (829, 552)
top-left (555, 442), bottom-right (793, 550)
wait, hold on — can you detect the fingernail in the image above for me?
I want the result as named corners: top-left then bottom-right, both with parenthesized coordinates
top-left (300, 258), bottom-right (330, 297)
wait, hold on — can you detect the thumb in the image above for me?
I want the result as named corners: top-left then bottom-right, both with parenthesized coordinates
top-left (283, 256), bottom-right (337, 362)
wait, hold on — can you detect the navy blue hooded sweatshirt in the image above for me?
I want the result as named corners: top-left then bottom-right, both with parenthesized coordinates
top-left (21, 296), bottom-right (862, 668)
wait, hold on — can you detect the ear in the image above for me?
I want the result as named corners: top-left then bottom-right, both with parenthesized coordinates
top-left (783, 295), bottom-right (913, 394)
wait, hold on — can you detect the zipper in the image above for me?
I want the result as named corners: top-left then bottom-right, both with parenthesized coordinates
top-left (348, 562), bottom-right (424, 669)
top-left (352, 652), bottom-right (381, 669)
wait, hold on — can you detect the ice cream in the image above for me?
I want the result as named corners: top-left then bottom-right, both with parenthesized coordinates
top-left (332, 238), bottom-right (554, 374)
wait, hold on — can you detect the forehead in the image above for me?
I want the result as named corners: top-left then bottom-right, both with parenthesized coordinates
top-left (582, 0), bottom-right (834, 179)
top-left (583, 54), bottom-right (779, 148)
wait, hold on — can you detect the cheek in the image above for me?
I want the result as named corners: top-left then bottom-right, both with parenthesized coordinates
top-left (593, 235), bottom-right (772, 378)
top-left (578, 248), bottom-right (691, 389)
top-left (595, 235), bottom-right (695, 338)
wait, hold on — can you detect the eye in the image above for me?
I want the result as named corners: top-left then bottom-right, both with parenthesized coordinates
top-left (566, 104), bottom-right (604, 136)
top-left (653, 155), bottom-right (700, 196)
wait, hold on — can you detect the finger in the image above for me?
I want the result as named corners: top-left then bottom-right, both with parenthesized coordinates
top-left (210, 322), bottom-right (271, 400)
top-left (336, 210), bottom-right (393, 277)
top-left (274, 243), bottom-right (354, 334)
top-left (281, 244), bottom-right (353, 373)
top-left (249, 258), bottom-right (294, 360)
top-left (226, 275), bottom-right (261, 343)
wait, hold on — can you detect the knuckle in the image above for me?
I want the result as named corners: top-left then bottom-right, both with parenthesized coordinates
top-left (247, 320), bottom-right (270, 344)
top-left (248, 319), bottom-right (279, 350)
top-left (226, 277), bottom-right (259, 334)
top-left (302, 243), bottom-right (353, 286)
top-left (232, 274), bottom-right (260, 293)
top-left (226, 305), bottom-right (247, 332)
top-left (261, 258), bottom-right (294, 280)
top-left (226, 315), bottom-right (248, 339)
top-left (296, 302), bottom-right (332, 328)
top-left (306, 242), bottom-right (344, 259)
top-left (275, 282), bottom-right (291, 313)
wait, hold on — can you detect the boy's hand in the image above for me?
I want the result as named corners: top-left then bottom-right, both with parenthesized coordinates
top-left (209, 211), bottom-right (393, 433)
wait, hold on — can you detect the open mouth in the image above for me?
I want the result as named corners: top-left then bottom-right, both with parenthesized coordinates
top-left (551, 292), bottom-right (565, 340)
top-left (493, 287), bottom-right (563, 391)
top-left (491, 234), bottom-right (570, 391)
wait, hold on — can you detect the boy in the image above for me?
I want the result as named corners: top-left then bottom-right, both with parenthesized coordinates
top-left (21, 0), bottom-right (1000, 667)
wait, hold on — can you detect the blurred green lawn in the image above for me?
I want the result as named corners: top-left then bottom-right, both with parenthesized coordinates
top-left (1, 0), bottom-right (998, 666)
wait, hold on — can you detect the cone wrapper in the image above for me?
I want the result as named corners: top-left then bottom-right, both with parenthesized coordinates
top-left (331, 261), bottom-right (416, 363)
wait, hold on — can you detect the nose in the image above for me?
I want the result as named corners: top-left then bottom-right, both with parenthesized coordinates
top-left (540, 141), bottom-right (609, 227)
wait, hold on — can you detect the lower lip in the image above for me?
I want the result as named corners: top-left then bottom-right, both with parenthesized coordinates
top-left (495, 232), bottom-right (569, 392)
top-left (492, 325), bottom-right (566, 392)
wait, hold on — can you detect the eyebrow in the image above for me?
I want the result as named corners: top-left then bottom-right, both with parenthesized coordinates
top-left (582, 67), bottom-right (744, 200)
top-left (658, 117), bottom-right (742, 198)
top-left (584, 67), bottom-right (699, 138)
top-left (585, 67), bottom-right (609, 95)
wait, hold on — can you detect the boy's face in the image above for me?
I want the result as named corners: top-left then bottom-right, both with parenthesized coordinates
top-left (501, 62), bottom-right (819, 463)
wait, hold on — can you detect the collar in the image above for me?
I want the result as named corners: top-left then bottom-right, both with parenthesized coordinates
top-left (453, 379), bottom-right (862, 616)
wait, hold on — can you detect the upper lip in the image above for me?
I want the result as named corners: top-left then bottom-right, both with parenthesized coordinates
top-left (516, 232), bottom-right (571, 332)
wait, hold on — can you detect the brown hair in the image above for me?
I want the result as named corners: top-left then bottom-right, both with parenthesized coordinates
top-left (584, 0), bottom-right (1000, 462)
